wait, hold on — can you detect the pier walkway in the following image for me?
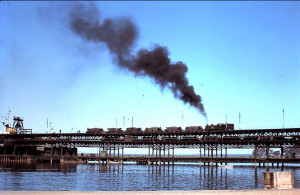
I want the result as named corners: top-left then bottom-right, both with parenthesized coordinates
top-left (1, 154), bottom-right (299, 167)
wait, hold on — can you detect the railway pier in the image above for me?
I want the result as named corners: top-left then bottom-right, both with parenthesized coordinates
top-left (0, 119), bottom-right (299, 166)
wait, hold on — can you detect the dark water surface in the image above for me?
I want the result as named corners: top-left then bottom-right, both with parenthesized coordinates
top-left (0, 162), bottom-right (299, 191)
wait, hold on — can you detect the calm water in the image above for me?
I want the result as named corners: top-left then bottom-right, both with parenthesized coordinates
top-left (0, 162), bottom-right (299, 191)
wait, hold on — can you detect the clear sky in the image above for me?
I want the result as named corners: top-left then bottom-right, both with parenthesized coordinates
top-left (0, 1), bottom-right (299, 133)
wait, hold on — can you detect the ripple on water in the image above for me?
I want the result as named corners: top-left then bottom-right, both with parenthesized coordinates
top-left (0, 163), bottom-right (299, 191)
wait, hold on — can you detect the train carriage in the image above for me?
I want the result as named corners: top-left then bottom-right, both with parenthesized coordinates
top-left (86, 128), bottom-right (105, 134)
top-left (165, 127), bottom-right (182, 133)
top-left (107, 128), bottom-right (124, 134)
top-left (145, 127), bottom-right (163, 134)
top-left (185, 126), bottom-right (204, 133)
top-left (125, 127), bottom-right (143, 134)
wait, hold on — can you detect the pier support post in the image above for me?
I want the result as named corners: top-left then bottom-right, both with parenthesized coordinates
top-left (163, 145), bottom-right (166, 165)
top-left (220, 145), bottom-right (223, 165)
top-left (225, 147), bottom-right (227, 165)
top-left (254, 145), bottom-right (258, 167)
top-left (152, 146), bottom-right (154, 157)
top-left (159, 145), bottom-right (161, 158)
top-left (118, 145), bottom-right (119, 157)
top-left (109, 145), bottom-right (111, 157)
top-left (266, 146), bottom-right (270, 169)
top-left (60, 146), bottom-right (64, 164)
top-left (172, 146), bottom-right (174, 158)
top-left (167, 145), bottom-right (170, 165)
top-left (207, 146), bottom-right (210, 158)
top-left (50, 145), bottom-right (53, 164)
top-left (254, 146), bottom-right (258, 159)
top-left (99, 146), bottom-right (101, 157)
top-left (200, 146), bottom-right (202, 158)
top-left (172, 146), bottom-right (175, 165)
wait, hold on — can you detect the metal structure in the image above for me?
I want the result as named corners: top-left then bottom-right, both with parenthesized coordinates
top-left (2, 116), bottom-right (32, 134)
top-left (0, 123), bottom-right (299, 166)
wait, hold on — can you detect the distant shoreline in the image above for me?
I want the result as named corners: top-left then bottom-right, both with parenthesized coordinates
top-left (1, 189), bottom-right (300, 195)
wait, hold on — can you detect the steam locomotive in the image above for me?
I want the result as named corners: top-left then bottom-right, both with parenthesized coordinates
top-left (205, 123), bottom-right (234, 131)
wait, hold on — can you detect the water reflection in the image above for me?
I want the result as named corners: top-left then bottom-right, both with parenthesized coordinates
top-left (255, 166), bottom-right (258, 188)
top-left (106, 164), bottom-right (123, 174)
top-left (0, 162), bottom-right (77, 173)
top-left (0, 162), bottom-right (299, 191)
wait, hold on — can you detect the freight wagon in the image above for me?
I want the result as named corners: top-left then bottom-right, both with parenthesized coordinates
top-left (86, 128), bottom-right (105, 134)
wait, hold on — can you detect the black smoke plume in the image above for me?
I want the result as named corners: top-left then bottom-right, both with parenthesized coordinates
top-left (69, 3), bottom-right (207, 118)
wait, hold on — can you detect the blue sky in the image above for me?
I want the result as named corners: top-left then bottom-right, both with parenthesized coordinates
top-left (0, 1), bottom-right (299, 133)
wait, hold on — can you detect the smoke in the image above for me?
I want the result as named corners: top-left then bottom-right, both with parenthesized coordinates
top-left (69, 3), bottom-right (207, 118)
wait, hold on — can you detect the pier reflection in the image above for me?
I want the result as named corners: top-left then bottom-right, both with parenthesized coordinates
top-left (0, 161), bottom-right (78, 173)
top-left (142, 164), bottom-right (235, 190)
top-left (97, 163), bottom-right (123, 174)
top-left (255, 166), bottom-right (258, 188)
top-left (0, 162), bottom-right (295, 191)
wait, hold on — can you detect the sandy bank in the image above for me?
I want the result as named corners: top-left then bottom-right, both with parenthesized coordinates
top-left (1, 189), bottom-right (300, 195)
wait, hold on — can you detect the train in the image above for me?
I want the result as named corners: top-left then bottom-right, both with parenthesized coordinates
top-left (85, 123), bottom-right (235, 134)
